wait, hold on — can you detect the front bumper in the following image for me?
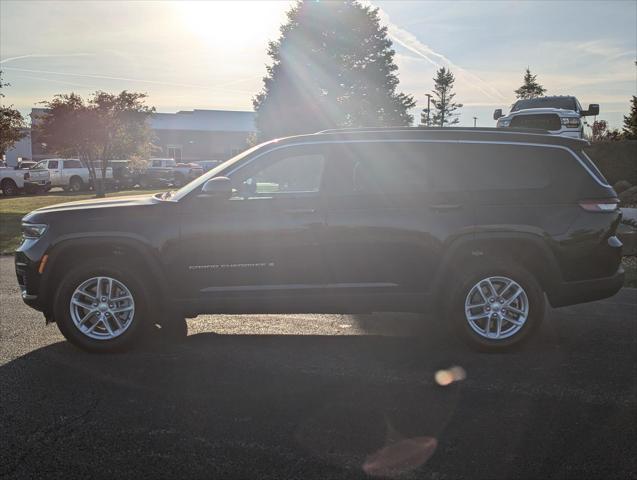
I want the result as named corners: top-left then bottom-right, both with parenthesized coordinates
top-left (548, 266), bottom-right (625, 308)
top-left (15, 251), bottom-right (45, 312)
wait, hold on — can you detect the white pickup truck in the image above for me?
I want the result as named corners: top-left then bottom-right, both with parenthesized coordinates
top-left (0, 166), bottom-right (51, 196)
top-left (493, 95), bottom-right (599, 139)
top-left (33, 158), bottom-right (113, 192)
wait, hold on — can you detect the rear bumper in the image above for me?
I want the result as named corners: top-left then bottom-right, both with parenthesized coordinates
top-left (24, 180), bottom-right (51, 189)
top-left (548, 266), bottom-right (625, 308)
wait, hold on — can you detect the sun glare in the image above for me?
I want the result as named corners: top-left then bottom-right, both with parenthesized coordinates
top-left (176, 1), bottom-right (290, 51)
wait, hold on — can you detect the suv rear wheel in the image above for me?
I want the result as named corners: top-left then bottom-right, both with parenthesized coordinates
top-left (54, 259), bottom-right (151, 352)
top-left (447, 260), bottom-right (544, 351)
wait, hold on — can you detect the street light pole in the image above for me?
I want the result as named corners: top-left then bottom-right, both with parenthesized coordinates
top-left (425, 93), bottom-right (432, 127)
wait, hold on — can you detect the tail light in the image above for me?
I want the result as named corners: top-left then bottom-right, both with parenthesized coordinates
top-left (578, 198), bottom-right (619, 212)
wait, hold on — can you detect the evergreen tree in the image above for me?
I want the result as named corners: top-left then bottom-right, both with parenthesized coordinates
top-left (622, 96), bottom-right (637, 140)
top-left (514, 67), bottom-right (546, 99)
top-left (253, 0), bottom-right (415, 140)
top-left (430, 67), bottom-right (462, 127)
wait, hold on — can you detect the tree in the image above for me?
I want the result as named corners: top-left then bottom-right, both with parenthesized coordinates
top-left (37, 91), bottom-right (155, 197)
top-left (514, 67), bottom-right (546, 99)
top-left (0, 71), bottom-right (28, 157)
top-left (253, 0), bottom-right (415, 140)
top-left (622, 96), bottom-right (637, 140)
top-left (429, 67), bottom-right (463, 127)
top-left (590, 119), bottom-right (622, 142)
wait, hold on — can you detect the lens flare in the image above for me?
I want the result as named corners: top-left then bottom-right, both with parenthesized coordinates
top-left (435, 366), bottom-right (466, 386)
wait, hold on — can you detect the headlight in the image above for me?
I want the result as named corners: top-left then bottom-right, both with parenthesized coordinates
top-left (21, 223), bottom-right (48, 239)
top-left (497, 118), bottom-right (511, 128)
top-left (561, 117), bottom-right (581, 128)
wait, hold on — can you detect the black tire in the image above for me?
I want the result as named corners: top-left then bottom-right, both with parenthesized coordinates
top-left (173, 174), bottom-right (185, 187)
top-left (53, 258), bottom-right (153, 352)
top-left (446, 260), bottom-right (545, 352)
top-left (69, 176), bottom-right (83, 192)
top-left (139, 177), bottom-right (151, 189)
top-left (1, 179), bottom-right (19, 196)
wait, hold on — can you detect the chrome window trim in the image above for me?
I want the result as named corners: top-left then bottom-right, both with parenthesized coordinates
top-left (224, 139), bottom-right (608, 189)
top-left (579, 150), bottom-right (611, 187)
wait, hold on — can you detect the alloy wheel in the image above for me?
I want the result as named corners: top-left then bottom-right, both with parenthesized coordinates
top-left (464, 276), bottom-right (529, 340)
top-left (69, 276), bottom-right (135, 340)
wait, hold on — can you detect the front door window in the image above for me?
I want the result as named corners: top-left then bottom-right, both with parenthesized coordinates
top-left (230, 148), bottom-right (326, 199)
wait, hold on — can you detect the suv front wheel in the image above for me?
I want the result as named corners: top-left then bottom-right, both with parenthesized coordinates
top-left (447, 261), bottom-right (545, 351)
top-left (54, 259), bottom-right (151, 352)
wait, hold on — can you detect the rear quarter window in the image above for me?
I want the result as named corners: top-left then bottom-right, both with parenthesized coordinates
top-left (428, 143), bottom-right (553, 192)
top-left (577, 150), bottom-right (610, 186)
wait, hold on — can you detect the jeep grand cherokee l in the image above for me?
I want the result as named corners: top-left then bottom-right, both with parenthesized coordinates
top-left (15, 127), bottom-right (624, 352)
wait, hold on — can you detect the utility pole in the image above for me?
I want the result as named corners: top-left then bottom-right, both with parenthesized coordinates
top-left (473, 116), bottom-right (478, 128)
top-left (425, 93), bottom-right (432, 127)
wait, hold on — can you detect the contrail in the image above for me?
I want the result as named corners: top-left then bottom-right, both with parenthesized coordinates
top-left (374, 6), bottom-right (506, 101)
top-left (2, 67), bottom-right (254, 94)
top-left (0, 53), bottom-right (94, 65)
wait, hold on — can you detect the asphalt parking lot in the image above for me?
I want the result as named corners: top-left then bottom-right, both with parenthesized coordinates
top-left (1, 256), bottom-right (636, 480)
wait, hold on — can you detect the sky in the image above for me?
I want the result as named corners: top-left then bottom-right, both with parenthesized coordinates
top-left (1, 0), bottom-right (635, 130)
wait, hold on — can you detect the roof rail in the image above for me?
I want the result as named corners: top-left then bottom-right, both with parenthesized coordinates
top-left (316, 126), bottom-right (551, 135)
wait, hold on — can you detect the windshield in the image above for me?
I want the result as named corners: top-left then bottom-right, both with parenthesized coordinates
top-left (511, 97), bottom-right (577, 112)
top-left (169, 142), bottom-right (274, 201)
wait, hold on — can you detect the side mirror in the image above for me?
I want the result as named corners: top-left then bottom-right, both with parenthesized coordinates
top-left (582, 104), bottom-right (599, 116)
top-left (200, 176), bottom-right (232, 199)
top-left (493, 109), bottom-right (503, 120)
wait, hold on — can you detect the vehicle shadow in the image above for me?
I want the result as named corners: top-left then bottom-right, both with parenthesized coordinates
top-left (3, 305), bottom-right (634, 480)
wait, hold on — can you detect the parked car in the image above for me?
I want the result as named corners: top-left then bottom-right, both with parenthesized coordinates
top-left (195, 160), bottom-right (221, 173)
top-left (16, 127), bottom-right (624, 352)
top-left (136, 158), bottom-right (203, 188)
top-left (33, 158), bottom-right (113, 192)
top-left (0, 165), bottom-right (50, 196)
top-left (493, 96), bottom-right (599, 139)
top-left (108, 160), bottom-right (136, 190)
top-left (175, 162), bottom-right (204, 185)
top-left (136, 158), bottom-right (175, 189)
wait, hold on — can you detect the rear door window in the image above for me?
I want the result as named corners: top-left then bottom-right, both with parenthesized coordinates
top-left (63, 159), bottom-right (82, 169)
top-left (328, 142), bottom-right (428, 195)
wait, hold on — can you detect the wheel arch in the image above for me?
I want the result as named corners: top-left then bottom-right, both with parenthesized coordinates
top-left (432, 232), bottom-right (562, 302)
top-left (1, 177), bottom-right (19, 192)
top-left (40, 236), bottom-right (170, 320)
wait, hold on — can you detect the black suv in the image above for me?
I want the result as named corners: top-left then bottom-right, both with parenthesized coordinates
top-left (15, 128), bottom-right (624, 352)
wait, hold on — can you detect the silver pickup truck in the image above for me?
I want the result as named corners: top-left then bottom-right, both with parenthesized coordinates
top-left (33, 158), bottom-right (113, 192)
top-left (493, 96), bottom-right (599, 139)
top-left (0, 166), bottom-right (51, 196)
